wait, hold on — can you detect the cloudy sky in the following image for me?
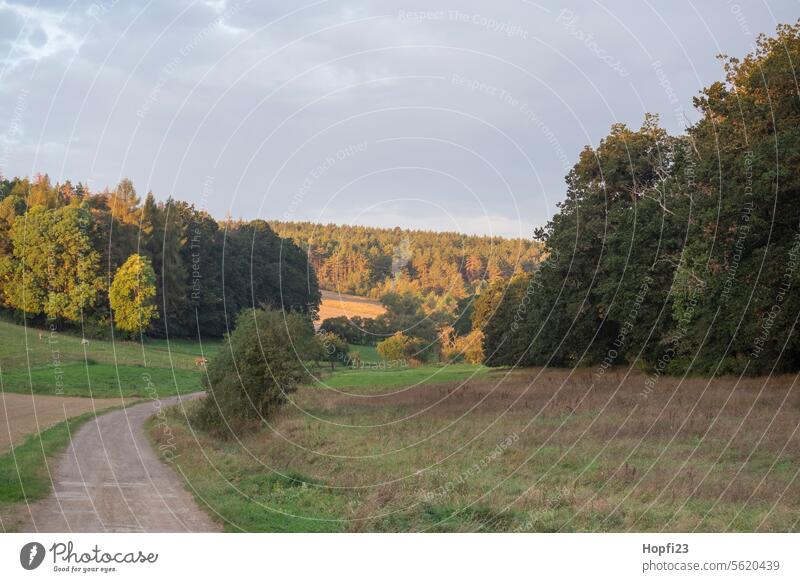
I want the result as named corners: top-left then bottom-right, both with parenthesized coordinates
top-left (0, 1), bottom-right (795, 237)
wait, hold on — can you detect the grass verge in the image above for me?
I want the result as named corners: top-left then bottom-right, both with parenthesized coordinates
top-left (0, 410), bottom-right (110, 531)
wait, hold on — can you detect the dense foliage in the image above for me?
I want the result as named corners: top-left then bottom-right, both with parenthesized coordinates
top-left (479, 22), bottom-right (800, 375)
top-left (0, 204), bottom-right (104, 320)
top-left (316, 330), bottom-right (350, 369)
top-left (376, 332), bottom-right (428, 364)
top-left (193, 308), bottom-right (314, 436)
top-left (270, 221), bottom-right (543, 303)
top-left (0, 178), bottom-right (320, 338)
top-left (109, 254), bottom-right (158, 334)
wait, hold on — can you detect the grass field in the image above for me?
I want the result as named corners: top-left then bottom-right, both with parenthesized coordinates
top-left (310, 341), bottom-right (488, 389)
top-left (317, 290), bottom-right (385, 323)
top-left (153, 367), bottom-right (800, 532)
top-left (314, 361), bottom-right (488, 389)
top-left (0, 320), bottom-right (219, 398)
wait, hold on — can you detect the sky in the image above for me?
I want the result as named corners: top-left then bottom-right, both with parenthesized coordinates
top-left (0, 0), bottom-right (796, 238)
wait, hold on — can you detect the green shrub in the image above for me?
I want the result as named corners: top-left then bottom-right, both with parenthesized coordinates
top-left (193, 307), bottom-right (314, 437)
top-left (376, 332), bottom-right (426, 364)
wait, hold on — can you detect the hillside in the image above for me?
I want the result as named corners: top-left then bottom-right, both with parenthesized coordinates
top-left (0, 319), bottom-right (218, 398)
top-left (270, 221), bottom-right (543, 299)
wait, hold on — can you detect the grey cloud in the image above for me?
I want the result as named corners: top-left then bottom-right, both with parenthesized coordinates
top-left (0, 0), bottom-right (795, 236)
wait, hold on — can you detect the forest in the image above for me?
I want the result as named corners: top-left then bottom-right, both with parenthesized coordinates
top-left (476, 23), bottom-right (800, 375)
top-left (2, 22), bottom-right (800, 377)
top-left (0, 176), bottom-right (539, 348)
top-left (0, 178), bottom-right (319, 338)
top-left (270, 221), bottom-right (543, 300)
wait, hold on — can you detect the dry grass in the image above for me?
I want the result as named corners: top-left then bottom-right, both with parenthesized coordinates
top-left (0, 392), bottom-right (133, 452)
top-left (317, 290), bottom-right (385, 323)
top-left (158, 367), bottom-right (800, 532)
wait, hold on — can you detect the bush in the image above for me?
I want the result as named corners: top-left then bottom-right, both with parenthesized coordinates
top-left (441, 328), bottom-right (484, 364)
top-left (193, 307), bottom-right (314, 437)
top-left (376, 332), bottom-right (426, 364)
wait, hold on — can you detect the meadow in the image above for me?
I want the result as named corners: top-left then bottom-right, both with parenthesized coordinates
top-left (315, 342), bottom-right (487, 389)
top-left (0, 290), bottom-right (387, 398)
top-left (0, 320), bottom-right (220, 398)
top-left (4, 317), bottom-right (797, 534)
top-left (152, 367), bottom-right (800, 532)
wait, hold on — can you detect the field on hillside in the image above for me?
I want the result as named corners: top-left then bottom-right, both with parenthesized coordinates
top-left (153, 367), bottom-right (800, 532)
top-left (0, 321), bottom-right (219, 398)
top-left (317, 290), bottom-right (385, 323)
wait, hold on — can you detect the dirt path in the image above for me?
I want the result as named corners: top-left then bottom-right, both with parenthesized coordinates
top-left (0, 392), bottom-right (131, 453)
top-left (21, 393), bottom-right (219, 532)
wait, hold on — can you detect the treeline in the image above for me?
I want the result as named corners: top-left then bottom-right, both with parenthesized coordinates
top-left (477, 22), bottom-right (800, 375)
top-left (270, 221), bottom-right (544, 302)
top-left (0, 177), bottom-right (319, 338)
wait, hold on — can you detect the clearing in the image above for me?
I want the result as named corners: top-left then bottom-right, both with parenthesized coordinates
top-left (317, 290), bottom-right (385, 322)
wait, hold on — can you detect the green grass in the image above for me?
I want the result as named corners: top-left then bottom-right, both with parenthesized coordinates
top-left (345, 344), bottom-right (381, 362)
top-left (0, 410), bottom-right (108, 529)
top-left (0, 320), bottom-right (220, 397)
top-left (316, 362), bottom-right (489, 389)
top-left (146, 410), bottom-right (347, 532)
top-left (313, 343), bottom-right (489, 389)
top-left (150, 368), bottom-right (800, 533)
top-left (1, 362), bottom-right (201, 398)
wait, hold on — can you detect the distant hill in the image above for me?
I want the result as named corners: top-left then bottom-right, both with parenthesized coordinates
top-left (270, 221), bottom-right (543, 300)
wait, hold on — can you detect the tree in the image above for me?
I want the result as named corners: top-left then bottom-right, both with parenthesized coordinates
top-left (149, 197), bottom-right (188, 336)
top-left (671, 22), bottom-right (800, 373)
top-left (269, 220), bottom-right (543, 299)
top-left (452, 295), bottom-right (476, 335)
top-left (479, 21), bottom-right (800, 374)
top-left (109, 254), bottom-right (158, 333)
top-left (0, 176), bottom-right (318, 339)
top-left (0, 205), bottom-right (104, 321)
top-left (377, 291), bottom-right (438, 342)
top-left (465, 254), bottom-right (484, 282)
top-left (458, 330), bottom-right (485, 364)
top-left (193, 307), bottom-right (314, 437)
top-left (221, 219), bottom-right (321, 329)
top-left (26, 174), bottom-right (58, 209)
top-left (317, 331), bottom-right (349, 369)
